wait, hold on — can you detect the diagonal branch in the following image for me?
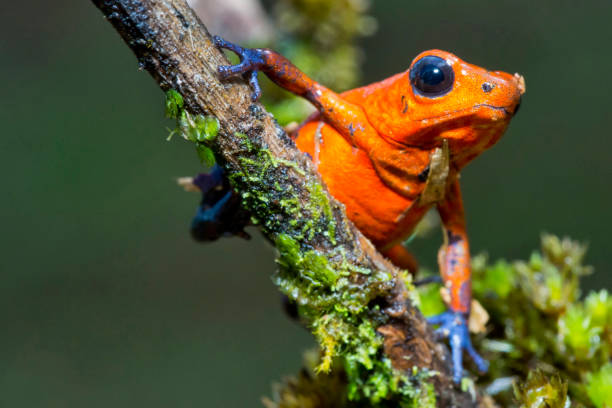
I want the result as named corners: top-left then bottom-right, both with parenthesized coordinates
top-left (91, 0), bottom-right (484, 405)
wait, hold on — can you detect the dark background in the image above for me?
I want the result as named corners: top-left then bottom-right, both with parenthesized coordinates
top-left (1, 1), bottom-right (610, 406)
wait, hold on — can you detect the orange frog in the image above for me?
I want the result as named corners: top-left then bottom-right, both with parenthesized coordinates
top-left (211, 36), bottom-right (525, 383)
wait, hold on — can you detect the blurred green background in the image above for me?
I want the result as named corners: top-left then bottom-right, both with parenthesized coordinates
top-left (1, 0), bottom-right (610, 406)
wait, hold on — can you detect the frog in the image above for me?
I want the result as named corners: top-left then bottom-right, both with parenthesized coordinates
top-left (204, 35), bottom-right (525, 384)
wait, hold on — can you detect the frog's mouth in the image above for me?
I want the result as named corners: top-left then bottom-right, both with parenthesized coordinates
top-left (478, 101), bottom-right (521, 116)
top-left (478, 104), bottom-right (512, 116)
top-left (414, 101), bottom-right (519, 124)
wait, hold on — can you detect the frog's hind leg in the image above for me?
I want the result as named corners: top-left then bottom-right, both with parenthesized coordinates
top-left (426, 180), bottom-right (489, 383)
top-left (189, 165), bottom-right (251, 242)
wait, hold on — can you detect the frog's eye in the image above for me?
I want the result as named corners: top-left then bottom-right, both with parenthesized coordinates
top-left (409, 55), bottom-right (454, 97)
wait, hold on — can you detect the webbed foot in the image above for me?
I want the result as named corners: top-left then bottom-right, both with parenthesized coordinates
top-left (427, 311), bottom-right (488, 384)
top-left (213, 35), bottom-right (265, 101)
top-left (190, 165), bottom-right (251, 241)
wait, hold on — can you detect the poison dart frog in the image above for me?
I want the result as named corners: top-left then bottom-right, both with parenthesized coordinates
top-left (200, 36), bottom-right (524, 384)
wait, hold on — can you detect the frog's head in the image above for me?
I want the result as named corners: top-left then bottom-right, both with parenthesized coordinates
top-left (363, 49), bottom-right (525, 169)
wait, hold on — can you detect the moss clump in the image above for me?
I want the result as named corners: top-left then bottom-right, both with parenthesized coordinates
top-left (272, 230), bottom-right (436, 406)
top-left (262, 350), bottom-right (348, 408)
top-left (165, 89), bottom-right (183, 118)
top-left (417, 234), bottom-right (611, 407)
top-left (263, 350), bottom-right (436, 408)
top-left (585, 363), bottom-right (612, 408)
top-left (276, 233), bottom-right (339, 289)
top-left (275, 233), bottom-right (413, 404)
top-left (229, 131), bottom-right (340, 243)
top-left (304, 180), bottom-right (336, 244)
top-left (514, 371), bottom-right (569, 408)
top-left (164, 89), bottom-right (219, 166)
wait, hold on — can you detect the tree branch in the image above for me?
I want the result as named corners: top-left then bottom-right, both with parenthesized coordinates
top-left (91, 0), bottom-right (484, 405)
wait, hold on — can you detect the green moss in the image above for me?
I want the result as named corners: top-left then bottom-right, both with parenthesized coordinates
top-left (586, 363), bottom-right (612, 408)
top-left (276, 234), bottom-right (339, 288)
top-left (262, 349), bottom-right (436, 408)
top-left (404, 382), bottom-right (436, 408)
top-left (262, 350), bottom-right (348, 408)
top-left (229, 131), bottom-right (338, 245)
top-left (514, 371), bottom-right (569, 408)
top-left (164, 89), bottom-right (183, 118)
top-left (164, 90), bottom-right (219, 166)
top-left (345, 355), bottom-right (431, 406)
top-left (558, 304), bottom-right (602, 361)
top-left (273, 231), bottom-right (420, 405)
top-left (471, 256), bottom-right (516, 300)
top-left (305, 181), bottom-right (336, 244)
top-left (584, 290), bottom-right (612, 329)
top-left (459, 234), bottom-right (612, 407)
top-left (195, 144), bottom-right (215, 167)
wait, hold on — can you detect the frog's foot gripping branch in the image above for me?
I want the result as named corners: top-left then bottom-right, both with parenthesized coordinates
top-left (189, 165), bottom-right (251, 242)
top-left (214, 35), bottom-right (383, 169)
top-left (214, 35), bottom-right (327, 110)
top-left (427, 311), bottom-right (489, 384)
top-left (214, 36), bottom-right (265, 101)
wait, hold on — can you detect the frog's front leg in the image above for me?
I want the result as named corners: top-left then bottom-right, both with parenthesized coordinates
top-left (428, 180), bottom-right (488, 384)
top-left (213, 36), bottom-right (378, 149)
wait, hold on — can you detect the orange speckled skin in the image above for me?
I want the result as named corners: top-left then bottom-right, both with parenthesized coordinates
top-left (256, 48), bottom-right (523, 314)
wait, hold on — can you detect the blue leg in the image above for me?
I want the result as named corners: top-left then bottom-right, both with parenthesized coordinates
top-left (431, 181), bottom-right (489, 384)
top-left (190, 164), bottom-right (251, 241)
top-left (427, 311), bottom-right (489, 384)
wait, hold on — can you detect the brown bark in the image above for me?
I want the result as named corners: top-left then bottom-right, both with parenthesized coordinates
top-left (90, 1), bottom-right (484, 405)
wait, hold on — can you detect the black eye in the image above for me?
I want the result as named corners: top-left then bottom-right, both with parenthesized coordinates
top-left (409, 55), bottom-right (454, 97)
